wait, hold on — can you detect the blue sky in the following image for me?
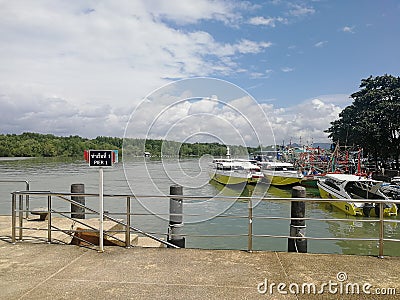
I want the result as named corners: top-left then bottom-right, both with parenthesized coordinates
top-left (0, 0), bottom-right (399, 145)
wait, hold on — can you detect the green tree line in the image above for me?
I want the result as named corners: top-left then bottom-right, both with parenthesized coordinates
top-left (326, 74), bottom-right (400, 168)
top-left (0, 133), bottom-right (120, 157)
top-left (0, 132), bottom-right (261, 158)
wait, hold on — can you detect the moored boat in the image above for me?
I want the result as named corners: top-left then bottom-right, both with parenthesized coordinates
top-left (257, 161), bottom-right (303, 186)
top-left (300, 173), bottom-right (325, 188)
top-left (209, 159), bottom-right (264, 186)
top-left (317, 173), bottom-right (397, 217)
top-left (391, 176), bottom-right (400, 185)
top-left (380, 182), bottom-right (400, 208)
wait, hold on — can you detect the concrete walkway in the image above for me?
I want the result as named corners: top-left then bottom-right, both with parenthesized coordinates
top-left (1, 216), bottom-right (399, 299)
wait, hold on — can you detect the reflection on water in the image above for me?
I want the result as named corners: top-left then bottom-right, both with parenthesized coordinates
top-left (0, 157), bottom-right (399, 255)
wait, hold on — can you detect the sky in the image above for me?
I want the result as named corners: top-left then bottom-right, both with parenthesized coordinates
top-left (0, 0), bottom-right (399, 146)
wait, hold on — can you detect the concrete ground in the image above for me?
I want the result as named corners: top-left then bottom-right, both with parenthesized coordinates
top-left (0, 216), bottom-right (399, 299)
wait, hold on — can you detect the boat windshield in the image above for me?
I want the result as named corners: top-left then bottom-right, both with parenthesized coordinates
top-left (345, 181), bottom-right (385, 199)
top-left (233, 166), bottom-right (244, 170)
top-left (274, 166), bottom-right (296, 171)
top-left (325, 178), bottom-right (341, 191)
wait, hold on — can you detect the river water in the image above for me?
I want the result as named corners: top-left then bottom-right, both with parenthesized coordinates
top-left (0, 157), bottom-right (399, 256)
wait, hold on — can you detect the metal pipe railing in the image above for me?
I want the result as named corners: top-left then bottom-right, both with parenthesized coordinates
top-left (55, 194), bottom-right (179, 249)
top-left (379, 202), bottom-right (384, 258)
top-left (247, 198), bottom-right (253, 252)
top-left (0, 180), bottom-right (30, 218)
top-left (10, 190), bottom-right (400, 256)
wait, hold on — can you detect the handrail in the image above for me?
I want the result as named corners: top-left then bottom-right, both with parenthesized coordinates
top-left (11, 190), bottom-right (400, 204)
top-left (10, 190), bottom-right (400, 256)
top-left (55, 194), bottom-right (179, 248)
top-left (11, 191), bottom-right (179, 249)
top-left (1, 180), bottom-right (30, 218)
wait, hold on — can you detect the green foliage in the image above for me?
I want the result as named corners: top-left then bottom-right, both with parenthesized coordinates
top-left (326, 74), bottom-right (400, 166)
top-left (0, 133), bottom-right (120, 157)
top-left (0, 132), bottom-right (262, 158)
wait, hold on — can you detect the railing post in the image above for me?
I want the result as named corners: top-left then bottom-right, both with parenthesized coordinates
top-left (47, 195), bottom-right (52, 243)
top-left (11, 193), bottom-right (16, 244)
top-left (248, 198), bottom-right (253, 252)
top-left (288, 186), bottom-right (307, 253)
top-left (126, 196), bottom-right (131, 248)
top-left (18, 194), bottom-right (23, 240)
top-left (71, 183), bottom-right (85, 219)
top-left (167, 185), bottom-right (185, 248)
top-left (25, 181), bottom-right (30, 219)
top-left (378, 202), bottom-right (384, 258)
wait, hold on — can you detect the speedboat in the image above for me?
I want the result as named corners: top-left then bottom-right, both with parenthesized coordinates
top-left (380, 182), bottom-right (400, 208)
top-left (391, 176), bottom-right (400, 185)
top-left (317, 173), bottom-right (397, 217)
top-left (209, 159), bottom-right (264, 186)
top-left (257, 161), bottom-right (303, 186)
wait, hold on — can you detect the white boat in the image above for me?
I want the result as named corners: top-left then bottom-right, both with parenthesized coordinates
top-left (317, 173), bottom-right (397, 217)
top-left (391, 176), bottom-right (400, 185)
top-left (210, 159), bottom-right (264, 186)
top-left (380, 182), bottom-right (400, 206)
top-left (257, 161), bottom-right (303, 186)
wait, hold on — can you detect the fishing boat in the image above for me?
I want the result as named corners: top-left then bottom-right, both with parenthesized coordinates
top-left (300, 168), bottom-right (325, 188)
top-left (317, 173), bottom-right (398, 217)
top-left (209, 159), bottom-right (264, 186)
top-left (257, 161), bottom-right (303, 186)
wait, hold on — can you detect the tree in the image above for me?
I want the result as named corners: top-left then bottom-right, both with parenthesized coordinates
top-left (326, 74), bottom-right (400, 168)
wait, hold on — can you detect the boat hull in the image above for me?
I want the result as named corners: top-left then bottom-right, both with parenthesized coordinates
top-left (317, 184), bottom-right (398, 217)
top-left (318, 186), bottom-right (360, 216)
top-left (300, 179), bottom-right (318, 188)
top-left (300, 175), bottom-right (324, 188)
top-left (264, 174), bottom-right (302, 186)
top-left (211, 173), bottom-right (261, 186)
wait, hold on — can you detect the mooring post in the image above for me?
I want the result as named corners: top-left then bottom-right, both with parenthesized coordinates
top-left (71, 183), bottom-right (85, 219)
top-left (168, 185), bottom-right (185, 248)
top-left (288, 186), bottom-right (307, 253)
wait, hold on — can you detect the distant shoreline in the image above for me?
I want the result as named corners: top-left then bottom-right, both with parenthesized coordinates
top-left (0, 157), bottom-right (35, 161)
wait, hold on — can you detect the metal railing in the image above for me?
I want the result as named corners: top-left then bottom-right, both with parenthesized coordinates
top-left (1, 180), bottom-right (30, 218)
top-left (10, 190), bottom-right (400, 257)
top-left (11, 191), bottom-right (179, 249)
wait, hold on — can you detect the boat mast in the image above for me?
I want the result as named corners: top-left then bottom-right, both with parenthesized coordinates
top-left (226, 146), bottom-right (231, 159)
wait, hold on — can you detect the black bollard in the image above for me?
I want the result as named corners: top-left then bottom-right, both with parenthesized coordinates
top-left (288, 186), bottom-right (307, 253)
top-left (71, 184), bottom-right (85, 219)
top-left (167, 185), bottom-right (185, 248)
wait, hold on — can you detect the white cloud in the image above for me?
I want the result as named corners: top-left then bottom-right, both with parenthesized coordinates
top-left (248, 16), bottom-right (287, 27)
top-left (342, 26), bottom-right (355, 33)
top-left (123, 78), bottom-right (351, 146)
top-left (143, 0), bottom-right (240, 25)
top-left (288, 4), bottom-right (315, 17)
top-left (0, 86), bottom-right (349, 144)
top-left (235, 39), bottom-right (273, 54)
top-left (250, 69), bottom-right (273, 79)
top-left (0, 86), bottom-right (129, 137)
top-left (267, 94), bottom-right (351, 143)
top-left (281, 67), bottom-right (294, 72)
top-left (0, 1), bottom-right (274, 139)
top-left (314, 41), bottom-right (328, 47)
top-left (122, 79), bottom-right (276, 146)
top-left (0, 1), bottom-right (353, 145)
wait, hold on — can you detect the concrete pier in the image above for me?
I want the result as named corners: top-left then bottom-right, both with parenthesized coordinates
top-left (0, 216), bottom-right (399, 299)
